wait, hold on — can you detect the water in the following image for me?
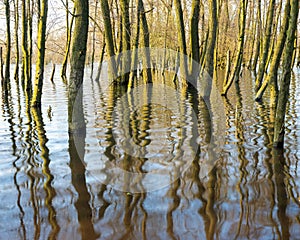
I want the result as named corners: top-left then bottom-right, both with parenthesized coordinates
top-left (1, 65), bottom-right (300, 239)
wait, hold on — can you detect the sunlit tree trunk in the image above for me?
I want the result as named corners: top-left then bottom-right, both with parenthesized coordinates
top-left (120, 0), bottom-right (131, 85)
top-left (174, 0), bottom-right (188, 85)
top-left (32, 0), bottom-right (48, 108)
top-left (255, 0), bottom-right (275, 91)
top-left (252, 0), bottom-right (261, 71)
top-left (273, 0), bottom-right (298, 148)
top-left (68, 0), bottom-right (89, 133)
top-left (4, 0), bottom-right (11, 82)
top-left (255, 0), bottom-right (291, 103)
top-left (13, 0), bottom-right (20, 80)
top-left (222, 0), bottom-right (247, 96)
top-left (27, 0), bottom-right (33, 82)
top-left (100, 0), bottom-right (117, 80)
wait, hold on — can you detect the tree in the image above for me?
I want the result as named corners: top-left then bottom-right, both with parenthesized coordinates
top-left (221, 0), bottom-right (248, 96)
top-left (255, 0), bottom-right (291, 103)
top-left (100, 0), bottom-right (117, 81)
top-left (190, 0), bottom-right (200, 81)
top-left (4, 0), bottom-right (11, 82)
top-left (255, 0), bottom-right (275, 91)
top-left (68, 0), bottom-right (89, 133)
top-left (32, 0), bottom-right (49, 108)
top-left (13, 0), bottom-right (20, 80)
top-left (273, 0), bottom-right (299, 148)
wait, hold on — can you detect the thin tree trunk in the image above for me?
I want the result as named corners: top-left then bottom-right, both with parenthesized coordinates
top-left (68, 0), bottom-right (89, 133)
top-left (100, 0), bottom-right (117, 81)
top-left (27, 0), bottom-right (33, 82)
top-left (273, 0), bottom-right (298, 148)
top-left (252, 0), bottom-right (261, 71)
top-left (203, 0), bottom-right (218, 97)
top-left (4, 0), bottom-right (11, 82)
top-left (174, 0), bottom-right (188, 85)
top-left (0, 47), bottom-right (4, 83)
top-left (190, 0), bottom-right (200, 83)
top-left (222, 0), bottom-right (247, 96)
top-left (32, 0), bottom-right (48, 108)
top-left (13, 0), bottom-right (20, 81)
top-left (90, 0), bottom-right (98, 79)
top-left (255, 0), bottom-right (291, 103)
top-left (255, 0), bottom-right (275, 91)
top-left (61, 4), bottom-right (75, 82)
top-left (95, 38), bottom-right (106, 82)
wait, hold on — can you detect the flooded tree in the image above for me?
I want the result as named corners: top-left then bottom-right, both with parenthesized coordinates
top-left (32, 0), bottom-right (49, 108)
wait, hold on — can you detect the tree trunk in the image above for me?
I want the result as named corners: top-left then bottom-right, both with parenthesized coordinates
top-left (190, 0), bottom-right (200, 82)
top-left (90, 0), bottom-right (98, 79)
top-left (95, 39), bottom-right (106, 82)
top-left (139, 0), bottom-right (152, 83)
top-left (174, 0), bottom-right (188, 85)
top-left (32, 0), bottom-right (48, 108)
top-left (4, 0), bottom-right (11, 82)
top-left (61, 4), bottom-right (75, 82)
top-left (100, 0), bottom-right (117, 81)
top-left (203, 0), bottom-right (218, 97)
top-left (13, 0), bottom-right (20, 81)
top-left (221, 0), bottom-right (247, 96)
top-left (68, 0), bottom-right (89, 133)
top-left (120, 0), bottom-right (131, 85)
top-left (255, 0), bottom-right (275, 91)
top-left (273, 0), bottom-right (298, 148)
top-left (252, 0), bottom-right (261, 71)
top-left (255, 0), bottom-right (291, 103)
top-left (21, 0), bottom-right (29, 89)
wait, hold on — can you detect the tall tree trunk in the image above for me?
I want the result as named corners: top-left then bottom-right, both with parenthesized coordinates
top-left (190, 0), bottom-right (200, 83)
top-left (90, 0), bottom-right (98, 79)
top-left (32, 0), bottom-right (48, 108)
top-left (255, 0), bottom-right (275, 91)
top-left (21, 0), bottom-right (30, 93)
top-left (61, 2), bottom-right (75, 82)
top-left (203, 0), bottom-right (217, 97)
top-left (68, 0), bottom-right (89, 133)
top-left (27, 0), bottom-right (33, 82)
top-left (221, 0), bottom-right (247, 96)
top-left (174, 0), bottom-right (188, 85)
top-left (13, 0), bottom-right (20, 81)
top-left (255, 0), bottom-right (291, 103)
top-left (100, 0), bottom-right (117, 80)
top-left (4, 0), bottom-right (11, 82)
top-left (252, 0), bottom-right (261, 71)
top-left (120, 0), bottom-right (131, 85)
top-left (273, 0), bottom-right (298, 148)
top-left (139, 0), bottom-right (152, 83)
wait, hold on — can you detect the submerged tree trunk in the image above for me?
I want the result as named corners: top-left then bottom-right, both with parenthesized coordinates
top-left (100, 0), bottom-right (117, 81)
top-left (255, 0), bottom-right (275, 91)
top-left (120, 0), bottom-right (131, 85)
top-left (61, 2), bottom-right (75, 82)
top-left (32, 0), bottom-right (48, 108)
top-left (203, 0), bottom-right (217, 97)
top-left (68, 0), bottom-right (89, 133)
top-left (4, 0), bottom-right (11, 82)
top-left (190, 0), bottom-right (200, 82)
top-left (273, 0), bottom-right (298, 148)
top-left (139, 0), bottom-right (152, 83)
top-left (255, 0), bottom-right (291, 103)
top-left (174, 0), bottom-right (188, 85)
top-left (13, 0), bottom-right (20, 80)
top-left (221, 0), bottom-right (247, 96)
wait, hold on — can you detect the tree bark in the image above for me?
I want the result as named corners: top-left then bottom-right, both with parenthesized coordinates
top-left (32, 0), bottom-right (49, 108)
top-left (255, 0), bottom-right (291, 103)
top-left (221, 0), bottom-right (247, 96)
top-left (273, 0), bottom-right (299, 148)
top-left (255, 0), bottom-right (275, 91)
top-left (68, 0), bottom-right (89, 133)
top-left (4, 0), bottom-right (11, 82)
top-left (100, 0), bottom-right (117, 81)
top-left (190, 0), bottom-right (200, 82)
top-left (13, 0), bottom-right (20, 81)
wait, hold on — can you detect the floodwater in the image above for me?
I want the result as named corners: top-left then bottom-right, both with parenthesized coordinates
top-left (1, 65), bottom-right (300, 239)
